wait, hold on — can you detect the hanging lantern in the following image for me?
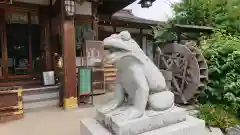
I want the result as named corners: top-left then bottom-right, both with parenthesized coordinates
top-left (138, 0), bottom-right (155, 8)
top-left (64, 0), bottom-right (75, 16)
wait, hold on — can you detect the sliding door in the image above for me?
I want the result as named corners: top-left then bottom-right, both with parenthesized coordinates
top-left (6, 9), bottom-right (41, 76)
top-left (0, 7), bottom-right (42, 80)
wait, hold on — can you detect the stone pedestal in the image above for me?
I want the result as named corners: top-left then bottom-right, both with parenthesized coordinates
top-left (80, 116), bottom-right (206, 135)
top-left (80, 107), bottom-right (207, 135)
top-left (96, 106), bottom-right (186, 135)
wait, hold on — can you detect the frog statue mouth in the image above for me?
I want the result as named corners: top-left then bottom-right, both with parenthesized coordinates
top-left (102, 31), bottom-right (141, 64)
top-left (103, 45), bottom-right (129, 64)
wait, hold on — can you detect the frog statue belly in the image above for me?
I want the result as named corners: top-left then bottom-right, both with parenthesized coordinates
top-left (99, 31), bottom-right (175, 122)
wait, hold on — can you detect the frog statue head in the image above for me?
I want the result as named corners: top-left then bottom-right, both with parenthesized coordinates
top-left (102, 31), bottom-right (145, 65)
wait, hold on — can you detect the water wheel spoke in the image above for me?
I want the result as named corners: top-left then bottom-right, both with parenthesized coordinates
top-left (172, 77), bottom-right (187, 104)
top-left (185, 77), bottom-right (193, 84)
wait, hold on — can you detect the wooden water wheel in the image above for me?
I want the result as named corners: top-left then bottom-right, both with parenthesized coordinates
top-left (155, 41), bottom-right (208, 104)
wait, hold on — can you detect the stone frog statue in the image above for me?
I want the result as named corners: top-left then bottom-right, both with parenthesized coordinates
top-left (99, 31), bottom-right (175, 121)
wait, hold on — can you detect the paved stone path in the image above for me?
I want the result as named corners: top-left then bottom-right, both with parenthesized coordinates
top-left (0, 93), bottom-right (114, 135)
top-left (0, 92), bottom-right (223, 135)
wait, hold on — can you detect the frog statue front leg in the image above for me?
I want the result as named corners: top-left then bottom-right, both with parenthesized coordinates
top-left (99, 65), bottom-right (149, 120)
top-left (99, 83), bottom-right (125, 114)
top-left (99, 64), bottom-right (150, 128)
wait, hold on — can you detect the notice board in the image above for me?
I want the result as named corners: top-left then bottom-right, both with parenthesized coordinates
top-left (78, 67), bottom-right (92, 95)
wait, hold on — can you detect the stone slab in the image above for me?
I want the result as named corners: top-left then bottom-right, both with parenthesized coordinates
top-left (96, 106), bottom-right (187, 135)
top-left (80, 118), bottom-right (112, 135)
top-left (226, 125), bottom-right (240, 135)
top-left (140, 116), bottom-right (206, 135)
top-left (206, 127), bottom-right (224, 135)
top-left (80, 116), bottom-right (206, 135)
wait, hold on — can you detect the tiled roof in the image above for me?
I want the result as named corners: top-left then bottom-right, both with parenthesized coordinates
top-left (112, 9), bottom-right (165, 25)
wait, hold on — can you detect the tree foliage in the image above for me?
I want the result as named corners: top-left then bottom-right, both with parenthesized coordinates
top-left (171, 0), bottom-right (240, 35)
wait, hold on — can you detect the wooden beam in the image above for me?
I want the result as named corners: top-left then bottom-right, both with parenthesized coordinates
top-left (99, 20), bottom-right (152, 29)
top-left (75, 15), bottom-right (92, 23)
top-left (0, 80), bottom-right (41, 87)
top-left (97, 0), bottom-right (135, 15)
top-left (85, 0), bottom-right (102, 4)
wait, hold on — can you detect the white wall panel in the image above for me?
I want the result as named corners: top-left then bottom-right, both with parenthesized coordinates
top-left (75, 2), bottom-right (92, 15)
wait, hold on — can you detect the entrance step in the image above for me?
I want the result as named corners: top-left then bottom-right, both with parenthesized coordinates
top-left (0, 80), bottom-right (41, 87)
top-left (22, 85), bottom-right (60, 110)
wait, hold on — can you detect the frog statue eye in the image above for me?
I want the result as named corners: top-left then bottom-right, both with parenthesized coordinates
top-left (104, 46), bottom-right (110, 50)
top-left (104, 46), bottom-right (124, 53)
top-left (104, 46), bottom-right (115, 53)
top-left (120, 31), bottom-right (131, 41)
top-left (109, 48), bottom-right (120, 53)
top-left (108, 48), bottom-right (115, 53)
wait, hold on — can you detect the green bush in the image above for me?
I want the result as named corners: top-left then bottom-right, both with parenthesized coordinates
top-left (198, 104), bottom-right (239, 129)
top-left (199, 31), bottom-right (240, 112)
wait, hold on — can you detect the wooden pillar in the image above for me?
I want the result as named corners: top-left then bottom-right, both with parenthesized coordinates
top-left (60, 0), bottom-right (78, 110)
top-left (40, 7), bottom-right (52, 70)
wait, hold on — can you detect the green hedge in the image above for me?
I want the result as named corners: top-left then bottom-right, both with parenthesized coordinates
top-left (199, 30), bottom-right (240, 114)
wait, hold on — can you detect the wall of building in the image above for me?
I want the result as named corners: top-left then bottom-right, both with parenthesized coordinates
top-left (76, 2), bottom-right (92, 15)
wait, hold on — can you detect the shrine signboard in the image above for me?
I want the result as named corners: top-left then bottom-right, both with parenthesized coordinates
top-left (85, 40), bottom-right (104, 66)
top-left (78, 67), bottom-right (92, 94)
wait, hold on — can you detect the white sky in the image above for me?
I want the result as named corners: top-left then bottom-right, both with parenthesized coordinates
top-left (125, 0), bottom-right (181, 21)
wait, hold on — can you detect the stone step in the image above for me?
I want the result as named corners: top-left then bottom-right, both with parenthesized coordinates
top-left (22, 85), bottom-right (60, 110)
top-left (140, 116), bottom-right (206, 135)
top-left (80, 118), bottom-right (112, 135)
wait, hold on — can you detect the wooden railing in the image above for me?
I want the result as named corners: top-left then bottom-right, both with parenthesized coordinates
top-left (104, 64), bottom-right (117, 91)
top-left (0, 87), bottom-right (23, 123)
